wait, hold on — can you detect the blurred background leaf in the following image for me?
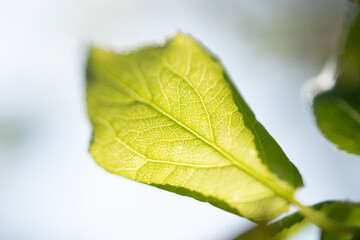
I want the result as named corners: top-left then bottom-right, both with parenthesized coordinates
top-left (313, 6), bottom-right (360, 155)
top-left (236, 201), bottom-right (360, 240)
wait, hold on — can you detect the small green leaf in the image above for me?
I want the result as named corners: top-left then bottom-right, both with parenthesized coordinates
top-left (86, 33), bottom-right (303, 222)
top-left (236, 201), bottom-right (360, 240)
top-left (314, 91), bottom-right (360, 155)
top-left (320, 202), bottom-right (360, 240)
top-left (313, 13), bottom-right (360, 155)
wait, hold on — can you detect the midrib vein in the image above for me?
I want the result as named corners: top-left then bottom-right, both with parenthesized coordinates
top-left (161, 56), bottom-right (215, 143)
top-left (144, 100), bottom-right (293, 200)
top-left (100, 65), bottom-right (294, 202)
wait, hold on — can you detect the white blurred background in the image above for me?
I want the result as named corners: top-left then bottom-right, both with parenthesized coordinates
top-left (1, 0), bottom-right (359, 239)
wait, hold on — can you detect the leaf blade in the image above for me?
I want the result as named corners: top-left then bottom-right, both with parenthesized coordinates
top-left (314, 91), bottom-right (360, 155)
top-left (86, 33), bottom-right (303, 222)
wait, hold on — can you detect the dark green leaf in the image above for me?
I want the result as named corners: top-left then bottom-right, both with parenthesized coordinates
top-left (313, 12), bottom-right (360, 155)
top-left (236, 201), bottom-right (360, 240)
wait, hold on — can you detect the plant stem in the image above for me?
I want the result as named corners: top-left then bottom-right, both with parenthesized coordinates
top-left (291, 198), bottom-right (360, 233)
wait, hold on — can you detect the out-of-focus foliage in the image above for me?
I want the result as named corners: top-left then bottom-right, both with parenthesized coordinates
top-left (313, 9), bottom-right (360, 155)
top-left (236, 201), bottom-right (360, 240)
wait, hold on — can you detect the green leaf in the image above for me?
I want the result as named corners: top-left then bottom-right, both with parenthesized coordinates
top-left (314, 92), bottom-right (360, 155)
top-left (86, 33), bottom-right (303, 222)
top-left (320, 202), bottom-right (360, 240)
top-left (236, 201), bottom-right (360, 240)
top-left (313, 12), bottom-right (360, 155)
